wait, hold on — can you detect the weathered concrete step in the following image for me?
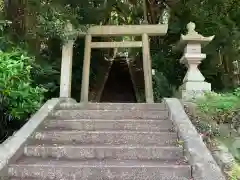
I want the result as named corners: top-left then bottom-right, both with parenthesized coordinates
top-left (8, 158), bottom-right (191, 180)
top-left (24, 144), bottom-right (183, 160)
top-left (10, 178), bottom-right (189, 180)
top-left (32, 130), bottom-right (178, 145)
top-left (52, 110), bottom-right (169, 120)
top-left (10, 179), bottom-right (53, 180)
top-left (57, 103), bottom-right (167, 111)
top-left (42, 119), bottom-right (173, 131)
top-left (10, 179), bottom-right (48, 180)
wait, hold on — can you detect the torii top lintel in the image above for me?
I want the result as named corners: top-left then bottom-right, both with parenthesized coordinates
top-left (78, 24), bottom-right (168, 37)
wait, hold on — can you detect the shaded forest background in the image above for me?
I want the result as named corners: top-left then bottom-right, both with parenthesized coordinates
top-left (0, 0), bottom-right (240, 142)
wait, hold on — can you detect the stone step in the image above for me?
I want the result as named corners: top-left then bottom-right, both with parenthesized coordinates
top-left (51, 110), bottom-right (169, 120)
top-left (10, 178), bottom-right (189, 180)
top-left (8, 158), bottom-right (191, 180)
top-left (10, 179), bottom-right (44, 180)
top-left (57, 103), bottom-right (167, 111)
top-left (24, 144), bottom-right (183, 160)
top-left (8, 177), bottom-right (47, 180)
top-left (42, 119), bottom-right (173, 131)
top-left (32, 130), bottom-right (178, 145)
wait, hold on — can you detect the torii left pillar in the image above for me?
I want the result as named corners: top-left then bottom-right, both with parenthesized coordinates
top-left (60, 22), bottom-right (74, 99)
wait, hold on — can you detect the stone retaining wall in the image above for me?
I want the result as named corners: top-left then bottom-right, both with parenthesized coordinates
top-left (164, 98), bottom-right (226, 180)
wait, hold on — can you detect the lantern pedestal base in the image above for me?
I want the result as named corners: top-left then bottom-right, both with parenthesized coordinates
top-left (177, 81), bottom-right (211, 100)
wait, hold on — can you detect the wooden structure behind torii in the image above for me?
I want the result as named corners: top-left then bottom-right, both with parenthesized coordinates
top-left (60, 24), bottom-right (168, 103)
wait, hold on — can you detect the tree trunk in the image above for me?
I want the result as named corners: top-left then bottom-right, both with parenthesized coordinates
top-left (7, 0), bottom-right (27, 39)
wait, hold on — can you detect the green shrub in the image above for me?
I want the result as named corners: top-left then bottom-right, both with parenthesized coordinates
top-left (196, 90), bottom-right (240, 128)
top-left (194, 89), bottom-right (240, 162)
top-left (0, 49), bottom-right (47, 120)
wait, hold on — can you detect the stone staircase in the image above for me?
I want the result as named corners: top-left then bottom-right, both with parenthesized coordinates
top-left (6, 102), bottom-right (193, 180)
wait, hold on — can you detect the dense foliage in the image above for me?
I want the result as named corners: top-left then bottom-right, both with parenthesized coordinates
top-left (0, 48), bottom-right (47, 142)
top-left (0, 49), bottom-right (46, 119)
top-left (4, 0), bottom-right (240, 98)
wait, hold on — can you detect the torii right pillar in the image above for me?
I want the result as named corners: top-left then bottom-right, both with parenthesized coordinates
top-left (176, 22), bottom-right (215, 100)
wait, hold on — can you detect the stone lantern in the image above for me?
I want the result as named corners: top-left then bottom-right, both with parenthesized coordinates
top-left (176, 22), bottom-right (215, 100)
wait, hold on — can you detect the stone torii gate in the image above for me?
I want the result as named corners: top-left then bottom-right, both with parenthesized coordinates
top-left (60, 24), bottom-right (168, 103)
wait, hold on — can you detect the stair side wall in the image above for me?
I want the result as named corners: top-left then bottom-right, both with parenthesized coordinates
top-left (164, 98), bottom-right (226, 180)
top-left (0, 98), bottom-right (68, 179)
